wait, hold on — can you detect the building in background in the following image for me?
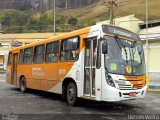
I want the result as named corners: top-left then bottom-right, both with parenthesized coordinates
top-left (0, 39), bottom-right (11, 71)
top-left (139, 20), bottom-right (160, 89)
top-left (97, 14), bottom-right (144, 33)
top-left (0, 32), bottom-right (65, 71)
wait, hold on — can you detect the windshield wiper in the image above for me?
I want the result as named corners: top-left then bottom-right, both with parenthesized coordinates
top-left (138, 47), bottom-right (144, 64)
top-left (114, 35), bottom-right (128, 63)
top-left (130, 42), bottom-right (136, 63)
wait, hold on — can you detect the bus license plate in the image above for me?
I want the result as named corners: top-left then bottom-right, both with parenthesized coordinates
top-left (129, 92), bottom-right (136, 96)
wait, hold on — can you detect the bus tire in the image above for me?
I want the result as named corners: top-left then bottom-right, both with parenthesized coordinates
top-left (66, 82), bottom-right (77, 106)
top-left (20, 77), bottom-right (27, 93)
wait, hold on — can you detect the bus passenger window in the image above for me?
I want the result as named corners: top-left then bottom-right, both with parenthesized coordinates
top-left (34, 45), bottom-right (45, 64)
top-left (60, 37), bottom-right (80, 62)
top-left (45, 41), bottom-right (59, 63)
top-left (19, 50), bottom-right (23, 64)
top-left (7, 52), bottom-right (12, 66)
top-left (24, 47), bottom-right (33, 64)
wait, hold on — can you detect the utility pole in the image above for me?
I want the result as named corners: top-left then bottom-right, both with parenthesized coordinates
top-left (109, 0), bottom-right (115, 25)
top-left (10, 0), bottom-right (14, 8)
top-left (54, 0), bottom-right (56, 33)
top-left (104, 0), bottom-right (121, 25)
top-left (145, 0), bottom-right (149, 84)
top-left (65, 0), bottom-right (68, 9)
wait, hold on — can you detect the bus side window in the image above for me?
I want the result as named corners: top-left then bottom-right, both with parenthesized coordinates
top-left (24, 47), bottom-right (33, 64)
top-left (7, 52), bottom-right (12, 66)
top-left (34, 45), bottom-right (45, 64)
top-left (60, 37), bottom-right (80, 62)
top-left (19, 49), bottom-right (23, 64)
top-left (45, 41), bottom-right (59, 63)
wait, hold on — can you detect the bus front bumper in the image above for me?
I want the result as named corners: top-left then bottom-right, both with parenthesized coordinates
top-left (102, 85), bottom-right (147, 102)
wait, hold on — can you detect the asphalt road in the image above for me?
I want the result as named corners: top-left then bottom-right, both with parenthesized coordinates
top-left (0, 73), bottom-right (160, 120)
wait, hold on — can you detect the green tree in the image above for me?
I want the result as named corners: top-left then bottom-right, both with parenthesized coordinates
top-left (68, 17), bottom-right (78, 26)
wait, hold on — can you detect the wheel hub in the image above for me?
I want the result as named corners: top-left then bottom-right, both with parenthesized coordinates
top-left (68, 88), bottom-right (74, 101)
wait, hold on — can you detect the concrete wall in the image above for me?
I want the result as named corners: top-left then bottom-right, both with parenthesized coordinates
top-left (143, 40), bottom-right (160, 72)
top-left (139, 25), bottom-right (160, 87)
top-left (143, 40), bottom-right (160, 86)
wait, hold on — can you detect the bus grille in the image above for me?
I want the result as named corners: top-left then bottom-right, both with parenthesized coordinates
top-left (117, 79), bottom-right (144, 90)
top-left (118, 84), bottom-right (135, 90)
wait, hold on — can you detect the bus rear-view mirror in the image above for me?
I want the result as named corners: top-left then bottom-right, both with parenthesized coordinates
top-left (102, 41), bottom-right (108, 54)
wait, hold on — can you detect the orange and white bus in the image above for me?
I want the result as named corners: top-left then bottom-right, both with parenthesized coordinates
top-left (6, 24), bottom-right (147, 105)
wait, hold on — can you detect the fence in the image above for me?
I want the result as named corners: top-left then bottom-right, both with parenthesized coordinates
top-left (0, 73), bottom-right (6, 83)
top-left (148, 72), bottom-right (160, 90)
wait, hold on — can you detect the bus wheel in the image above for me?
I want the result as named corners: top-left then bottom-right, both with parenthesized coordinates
top-left (20, 77), bottom-right (27, 93)
top-left (66, 82), bottom-right (77, 106)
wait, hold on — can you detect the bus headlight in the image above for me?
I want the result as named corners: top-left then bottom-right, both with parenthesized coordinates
top-left (105, 74), bottom-right (115, 87)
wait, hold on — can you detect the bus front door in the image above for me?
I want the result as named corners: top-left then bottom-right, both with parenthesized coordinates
top-left (84, 37), bottom-right (97, 97)
top-left (12, 53), bottom-right (18, 85)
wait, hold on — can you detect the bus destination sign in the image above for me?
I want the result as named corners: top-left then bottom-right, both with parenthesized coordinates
top-left (102, 25), bottom-right (141, 41)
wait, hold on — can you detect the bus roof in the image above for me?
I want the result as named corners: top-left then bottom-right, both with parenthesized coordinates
top-left (10, 26), bottom-right (91, 52)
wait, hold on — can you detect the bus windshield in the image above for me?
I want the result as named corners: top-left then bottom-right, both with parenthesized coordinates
top-left (104, 35), bottom-right (146, 76)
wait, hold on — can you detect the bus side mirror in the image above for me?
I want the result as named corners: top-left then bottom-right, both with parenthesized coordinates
top-left (102, 41), bottom-right (108, 54)
top-left (137, 46), bottom-right (142, 55)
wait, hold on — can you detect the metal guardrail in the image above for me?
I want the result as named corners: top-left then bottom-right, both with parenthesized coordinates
top-left (149, 72), bottom-right (160, 85)
top-left (0, 74), bottom-right (6, 83)
top-left (148, 72), bottom-right (160, 91)
top-left (0, 80), bottom-right (6, 82)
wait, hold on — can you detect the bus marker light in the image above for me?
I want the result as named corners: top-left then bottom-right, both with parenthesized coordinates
top-left (97, 88), bottom-right (100, 91)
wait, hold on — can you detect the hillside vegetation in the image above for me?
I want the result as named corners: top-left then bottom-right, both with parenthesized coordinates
top-left (58, 0), bottom-right (160, 23)
top-left (0, 0), bottom-right (159, 33)
top-left (0, 0), bottom-right (99, 10)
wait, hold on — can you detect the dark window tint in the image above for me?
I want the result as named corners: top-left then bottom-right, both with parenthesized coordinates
top-left (7, 52), bottom-right (12, 66)
top-left (34, 45), bottom-right (45, 64)
top-left (60, 37), bottom-right (80, 62)
top-left (19, 50), bottom-right (23, 64)
top-left (46, 41), bottom-right (59, 63)
top-left (24, 47), bottom-right (33, 64)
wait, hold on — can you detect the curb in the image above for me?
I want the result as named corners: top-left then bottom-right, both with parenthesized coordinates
top-left (147, 89), bottom-right (160, 92)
